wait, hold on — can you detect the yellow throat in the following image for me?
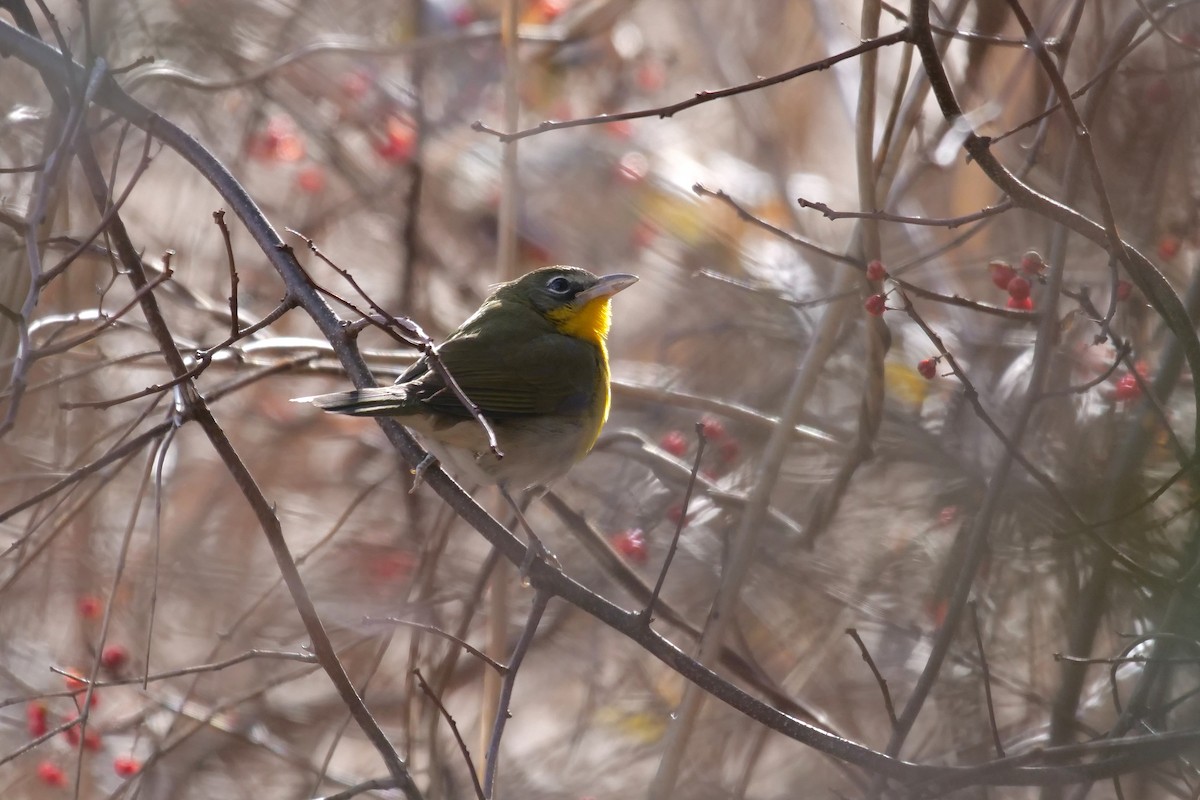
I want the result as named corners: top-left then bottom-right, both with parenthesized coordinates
top-left (546, 296), bottom-right (613, 347)
top-left (546, 296), bottom-right (614, 435)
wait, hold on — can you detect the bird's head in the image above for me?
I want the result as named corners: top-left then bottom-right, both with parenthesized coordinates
top-left (497, 266), bottom-right (638, 346)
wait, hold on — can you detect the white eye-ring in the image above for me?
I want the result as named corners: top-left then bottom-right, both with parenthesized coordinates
top-left (547, 276), bottom-right (572, 294)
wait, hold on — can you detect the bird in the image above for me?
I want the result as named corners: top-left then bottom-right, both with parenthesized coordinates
top-left (294, 266), bottom-right (638, 493)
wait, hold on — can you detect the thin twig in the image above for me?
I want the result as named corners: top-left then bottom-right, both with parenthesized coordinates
top-left (66, 117), bottom-right (420, 794)
top-left (641, 423), bottom-right (707, 623)
top-left (213, 210), bottom-right (240, 339)
top-left (413, 669), bottom-right (486, 800)
top-left (969, 602), bottom-right (1005, 757)
top-left (368, 617), bottom-right (506, 674)
top-left (693, 187), bottom-right (1035, 322)
top-left (796, 195), bottom-right (1013, 228)
top-left (471, 29), bottom-right (912, 142)
top-left (846, 628), bottom-right (898, 728)
top-left (38, 649), bottom-right (317, 698)
top-left (313, 777), bottom-right (398, 800)
top-left (483, 590), bottom-right (549, 798)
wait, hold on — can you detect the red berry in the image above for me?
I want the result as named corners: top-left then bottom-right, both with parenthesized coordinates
top-left (717, 437), bottom-right (740, 465)
top-left (113, 755), bottom-right (140, 777)
top-left (1007, 275), bottom-right (1031, 300)
top-left (917, 358), bottom-right (937, 380)
top-left (1159, 234), bottom-right (1181, 260)
top-left (659, 430), bottom-right (688, 457)
top-left (532, 0), bottom-right (567, 21)
top-left (101, 644), bottom-right (128, 671)
top-left (295, 165), bottom-right (326, 194)
top-left (1006, 296), bottom-right (1034, 310)
top-left (64, 715), bottom-right (81, 746)
top-left (938, 506), bottom-right (958, 525)
top-left (698, 416), bottom-right (726, 440)
top-left (63, 669), bottom-right (87, 692)
top-left (636, 60), bottom-right (666, 92)
top-left (375, 117), bottom-right (416, 164)
top-left (864, 294), bottom-right (887, 316)
top-left (368, 550), bottom-right (416, 582)
top-left (83, 728), bottom-right (102, 751)
top-left (989, 260), bottom-right (1016, 290)
top-left (610, 529), bottom-right (647, 564)
top-left (249, 116), bottom-right (304, 163)
top-left (603, 119), bottom-right (633, 139)
top-left (1020, 250), bottom-right (1045, 274)
top-left (449, 4), bottom-right (476, 26)
top-left (865, 259), bottom-right (886, 281)
top-left (1116, 280), bottom-right (1133, 301)
top-left (26, 701), bottom-right (47, 737)
top-left (78, 595), bottom-right (102, 619)
top-left (1114, 374), bottom-right (1141, 402)
top-left (37, 760), bottom-right (66, 787)
top-left (666, 503), bottom-right (689, 526)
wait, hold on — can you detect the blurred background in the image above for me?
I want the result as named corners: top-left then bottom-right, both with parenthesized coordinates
top-left (1, 0), bottom-right (1199, 797)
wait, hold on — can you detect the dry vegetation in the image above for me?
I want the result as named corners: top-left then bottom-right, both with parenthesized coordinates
top-left (1, 0), bottom-right (1199, 798)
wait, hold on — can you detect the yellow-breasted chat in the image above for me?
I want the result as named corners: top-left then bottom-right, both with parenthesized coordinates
top-left (295, 266), bottom-right (638, 492)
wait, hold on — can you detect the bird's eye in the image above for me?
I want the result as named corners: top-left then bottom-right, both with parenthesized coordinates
top-left (546, 276), bottom-right (572, 294)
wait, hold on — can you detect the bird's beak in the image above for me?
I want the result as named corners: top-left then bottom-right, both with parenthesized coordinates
top-left (576, 273), bottom-right (638, 304)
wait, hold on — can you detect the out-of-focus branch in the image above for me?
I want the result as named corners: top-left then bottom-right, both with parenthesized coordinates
top-left (471, 29), bottom-right (912, 142)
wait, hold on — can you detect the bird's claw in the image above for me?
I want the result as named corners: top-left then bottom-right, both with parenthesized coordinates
top-left (519, 533), bottom-right (560, 583)
top-left (410, 453), bottom-right (438, 493)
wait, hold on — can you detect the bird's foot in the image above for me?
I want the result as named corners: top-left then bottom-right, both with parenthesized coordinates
top-left (409, 453), bottom-right (438, 493)
top-left (519, 532), bottom-right (560, 583)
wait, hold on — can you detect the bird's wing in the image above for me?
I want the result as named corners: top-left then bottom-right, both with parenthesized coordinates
top-left (411, 330), bottom-right (602, 419)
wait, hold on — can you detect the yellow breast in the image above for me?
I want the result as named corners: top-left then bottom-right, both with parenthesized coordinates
top-left (545, 297), bottom-right (613, 454)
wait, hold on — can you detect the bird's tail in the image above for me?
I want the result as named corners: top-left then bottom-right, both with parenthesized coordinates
top-left (291, 386), bottom-right (412, 417)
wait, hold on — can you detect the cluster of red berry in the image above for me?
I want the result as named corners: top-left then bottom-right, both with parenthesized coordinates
top-left (858, 261), bottom-right (942, 380)
top-left (244, 98), bottom-right (418, 197)
top-left (987, 251), bottom-right (1046, 311)
top-left (26, 598), bottom-right (143, 787)
top-left (609, 418), bottom-right (741, 564)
